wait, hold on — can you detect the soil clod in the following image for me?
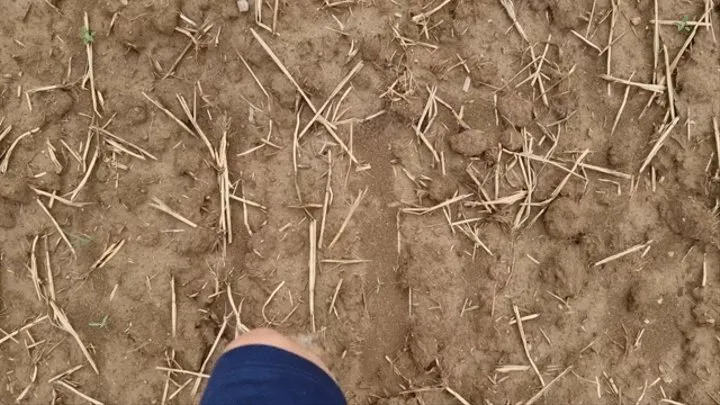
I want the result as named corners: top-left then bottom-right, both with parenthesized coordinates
top-left (543, 197), bottom-right (585, 239)
top-left (448, 129), bottom-right (500, 157)
top-left (497, 91), bottom-right (533, 128)
top-left (661, 199), bottom-right (719, 248)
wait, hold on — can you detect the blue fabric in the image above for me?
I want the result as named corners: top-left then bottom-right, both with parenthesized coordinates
top-left (201, 344), bottom-right (347, 405)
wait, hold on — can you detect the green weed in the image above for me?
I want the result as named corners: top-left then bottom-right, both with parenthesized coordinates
top-left (88, 314), bottom-right (108, 328)
top-left (68, 233), bottom-right (93, 249)
top-left (676, 15), bottom-right (692, 33)
top-left (81, 26), bottom-right (96, 44)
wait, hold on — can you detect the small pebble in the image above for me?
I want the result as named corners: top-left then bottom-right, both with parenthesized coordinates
top-left (237, 0), bottom-right (249, 12)
top-left (631, 16), bottom-right (641, 26)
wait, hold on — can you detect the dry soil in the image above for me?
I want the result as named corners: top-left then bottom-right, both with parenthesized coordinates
top-left (1, 0), bottom-right (720, 404)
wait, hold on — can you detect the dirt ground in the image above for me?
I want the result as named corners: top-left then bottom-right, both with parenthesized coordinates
top-left (1, 0), bottom-right (720, 404)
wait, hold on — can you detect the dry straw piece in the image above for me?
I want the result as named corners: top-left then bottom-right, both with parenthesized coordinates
top-left (68, 140), bottom-right (99, 201)
top-left (444, 386), bottom-right (472, 405)
top-left (156, 367), bottom-right (210, 379)
top-left (319, 150), bottom-right (334, 248)
top-left (32, 187), bottom-right (91, 208)
top-left (513, 305), bottom-right (545, 387)
top-left (412, 0), bottom-right (454, 22)
top-left (93, 126), bottom-right (157, 160)
top-left (262, 281), bottom-right (286, 325)
top-left (227, 284), bottom-right (250, 336)
top-left (36, 199), bottom-right (76, 257)
top-left (610, 72), bottom-right (635, 136)
top-left (249, 28), bottom-right (360, 164)
top-left (328, 278), bottom-right (343, 315)
top-left (0, 127), bottom-right (40, 173)
top-left (571, 29), bottom-right (602, 52)
top-left (297, 61), bottom-right (364, 140)
top-left (523, 366), bottom-right (573, 405)
top-left (0, 124), bottom-right (12, 144)
top-left (605, 0), bottom-right (617, 95)
top-left (89, 239), bottom-right (126, 272)
top-left (28, 236), bottom-right (43, 301)
top-left (55, 380), bottom-right (104, 405)
top-left (598, 74), bottom-right (665, 92)
top-left (653, 0), bottom-right (659, 82)
top-left (328, 188), bottom-right (367, 249)
top-left (49, 300), bottom-right (99, 374)
top-left (308, 220), bottom-right (317, 332)
top-left (663, 44), bottom-right (676, 119)
top-left (712, 117), bottom-right (720, 180)
top-left (84, 11), bottom-right (101, 117)
top-left (190, 317), bottom-right (228, 396)
top-left (43, 235), bottom-right (56, 301)
top-left (638, 116), bottom-right (680, 173)
top-left (594, 241), bottom-right (653, 266)
top-left (150, 197), bottom-right (198, 228)
top-left (0, 315), bottom-right (48, 347)
top-left (142, 92), bottom-right (196, 138)
top-left (48, 365), bottom-right (83, 384)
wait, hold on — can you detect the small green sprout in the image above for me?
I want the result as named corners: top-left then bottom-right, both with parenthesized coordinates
top-left (88, 315), bottom-right (108, 328)
top-left (81, 26), bottom-right (96, 44)
top-left (676, 15), bottom-right (692, 33)
top-left (69, 233), bottom-right (93, 249)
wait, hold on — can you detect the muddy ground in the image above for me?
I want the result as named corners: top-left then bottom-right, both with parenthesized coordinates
top-left (1, 0), bottom-right (720, 404)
